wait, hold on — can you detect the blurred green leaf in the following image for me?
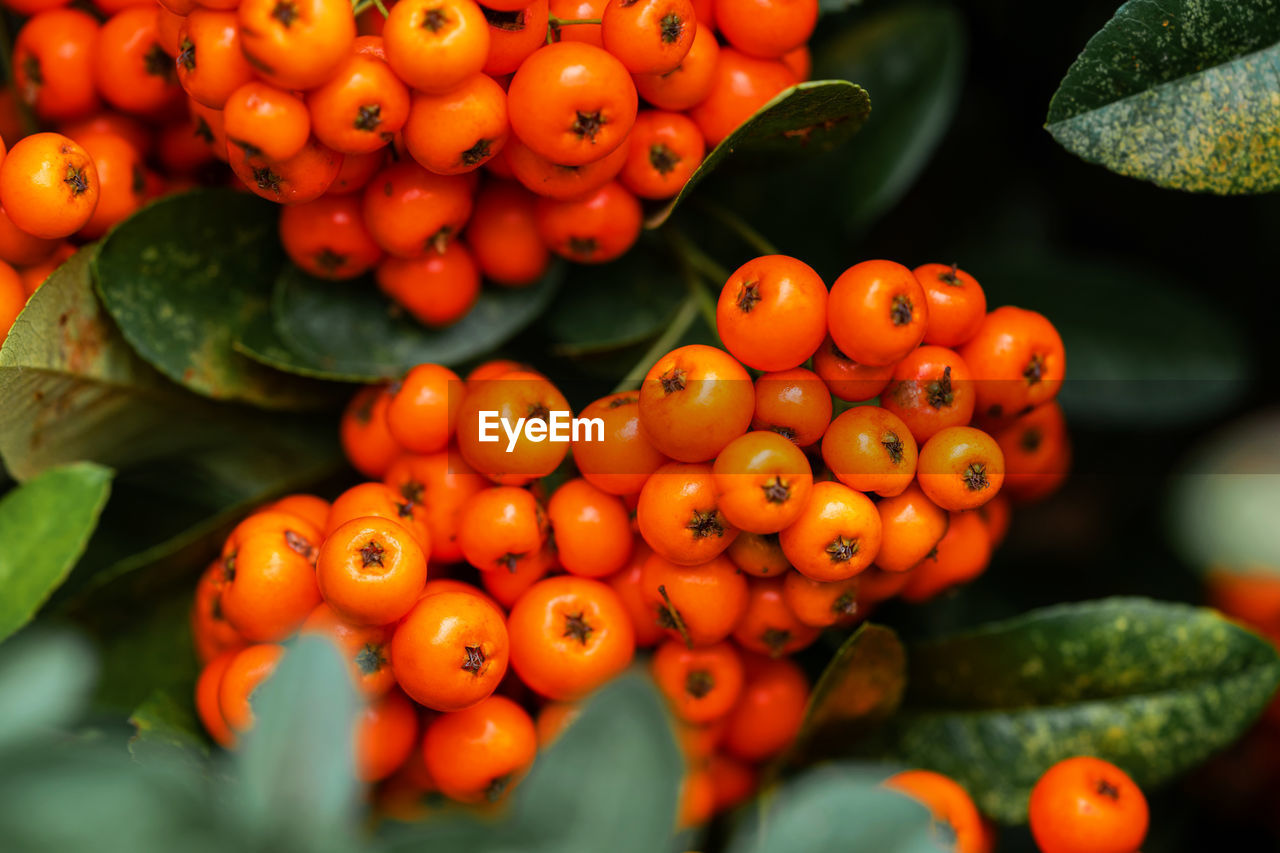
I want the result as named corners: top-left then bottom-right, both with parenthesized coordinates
top-left (543, 241), bottom-right (686, 356)
top-left (870, 598), bottom-right (1280, 822)
top-left (0, 463), bottom-right (112, 642)
top-left (1168, 408), bottom-right (1280, 573)
top-left (1046, 0), bottom-right (1280, 193)
top-left (93, 190), bottom-right (336, 410)
top-left (819, 0), bottom-right (861, 14)
top-left (129, 689), bottom-right (208, 762)
top-left (789, 623), bottom-right (906, 762)
top-left (235, 636), bottom-right (361, 853)
top-left (727, 764), bottom-right (941, 853)
top-left (92, 594), bottom-right (198, 715)
top-left (0, 631), bottom-right (97, 750)
top-left (381, 673), bottom-right (682, 853)
top-left (0, 246), bottom-right (240, 480)
top-left (977, 253), bottom-right (1249, 427)
top-left (269, 262), bottom-right (564, 382)
top-left (646, 80), bottom-right (872, 227)
top-left (813, 3), bottom-right (965, 226)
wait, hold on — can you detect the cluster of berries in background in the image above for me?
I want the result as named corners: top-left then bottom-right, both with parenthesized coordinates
top-left (190, 257), bottom-right (1072, 827)
top-left (0, 0), bottom-right (820, 338)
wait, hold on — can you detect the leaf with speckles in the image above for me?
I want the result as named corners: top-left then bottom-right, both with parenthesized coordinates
top-left (645, 81), bottom-right (871, 228)
top-left (93, 190), bottom-right (336, 409)
top-left (787, 623), bottom-right (907, 764)
top-left (869, 597), bottom-right (1280, 823)
top-left (0, 246), bottom-right (257, 480)
top-left (1046, 0), bottom-right (1280, 193)
top-left (268, 261), bottom-right (565, 381)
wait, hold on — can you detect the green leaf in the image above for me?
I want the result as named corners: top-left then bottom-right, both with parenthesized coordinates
top-left (872, 598), bottom-right (1280, 823)
top-left (543, 240), bottom-right (686, 356)
top-left (381, 673), bottom-right (682, 853)
top-left (0, 246), bottom-right (227, 479)
top-left (93, 190), bottom-right (336, 409)
top-left (646, 80), bottom-right (871, 228)
top-left (129, 689), bottom-right (208, 762)
top-left (819, 0), bottom-right (861, 14)
top-left (813, 4), bottom-right (965, 226)
top-left (0, 631), bottom-right (97, 750)
top-left (975, 252), bottom-right (1248, 427)
top-left (788, 623), bottom-right (906, 763)
top-left (269, 261), bottom-right (565, 382)
top-left (1168, 409), bottom-right (1280, 573)
top-left (92, 594), bottom-right (199, 715)
top-left (728, 764), bottom-right (941, 853)
top-left (1046, 0), bottom-right (1280, 193)
top-left (235, 636), bottom-right (361, 852)
top-left (0, 463), bottom-right (112, 642)
top-left (233, 300), bottom-right (361, 382)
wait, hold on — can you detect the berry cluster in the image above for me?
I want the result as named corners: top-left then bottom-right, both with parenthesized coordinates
top-left (0, 0), bottom-right (821, 336)
top-left (191, 256), bottom-right (1069, 823)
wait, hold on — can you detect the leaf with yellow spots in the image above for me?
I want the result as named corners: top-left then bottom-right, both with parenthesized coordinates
top-left (866, 597), bottom-right (1280, 823)
top-left (1046, 0), bottom-right (1280, 193)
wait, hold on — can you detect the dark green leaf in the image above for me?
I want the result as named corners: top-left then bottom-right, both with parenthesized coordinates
top-left (1046, 0), bottom-right (1280, 193)
top-left (1168, 410), bottom-right (1280, 573)
top-left (789, 623), bottom-right (906, 763)
top-left (543, 240), bottom-right (686, 356)
top-left (271, 262), bottom-right (565, 382)
top-left (873, 598), bottom-right (1280, 822)
top-left (235, 636), bottom-right (361, 853)
top-left (93, 190), bottom-right (335, 409)
top-left (0, 631), bottom-right (97, 749)
top-left (819, 0), bottom-right (861, 14)
top-left (728, 764), bottom-right (941, 853)
top-left (0, 463), bottom-right (112, 642)
top-left (92, 594), bottom-right (198, 715)
top-left (646, 80), bottom-right (871, 227)
top-left (976, 252), bottom-right (1248, 427)
top-left (0, 246), bottom-right (236, 479)
top-left (813, 4), bottom-right (965, 226)
top-left (233, 301), bottom-right (361, 382)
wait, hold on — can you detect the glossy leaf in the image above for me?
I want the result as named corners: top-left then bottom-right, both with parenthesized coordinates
top-left (646, 80), bottom-right (871, 227)
top-left (1046, 0), bottom-right (1280, 193)
top-left (789, 623), bottom-right (907, 763)
top-left (93, 190), bottom-right (335, 409)
top-left (0, 463), bottom-right (112, 642)
top-left (271, 262), bottom-right (564, 381)
top-left (728, 764), bottom-right (941, 853)
top-left (813, 4), bottom-right (965, 226)
top-left (873, 598), bottom-right (1280, 823)
top-left (0, 247), bottom-right (233, 479)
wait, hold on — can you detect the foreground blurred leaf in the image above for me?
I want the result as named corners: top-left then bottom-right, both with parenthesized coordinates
top-left (129, 688), bottom-right (208, 763)
top-left (235, 636), bottom-right (361, 853)
top-left (0, 463), bottom-right (111, 642)
top-left (94, 190), bottom-right (336, 409)
top-left (977, 252), bottom-right (1248, 427)
top-left (646, 80), bottom-right (871, 227)
top-left (381, 673), bottom-right (682, 853)
top-left (1046, 0), bottom-right (1280, 193)
top-left (0, 631), bottom-right (96, 750)
top-left (1168, 408), bottom-right (1280, 573)
top-left (728, 764), bottom-right (939, 853)
top-left (92, 594), bottom-right (198, 715)
top-left (266, 262), bottom-right (564, 382)
top-left (543, 241), bottom-right (686, 356)
top-left (869, 598), bottom-right (1280, 822)
top-left (789, 623), bottom-right (906, 762)
top-left (814, 3), bottom-right (964, 227)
